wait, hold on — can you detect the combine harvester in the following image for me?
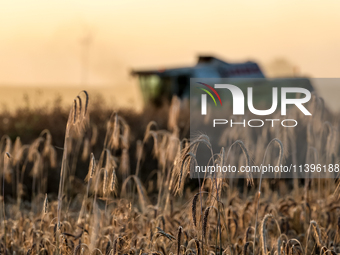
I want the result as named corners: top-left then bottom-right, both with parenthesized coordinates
top-left (131, 55), bottom-right (314, 107)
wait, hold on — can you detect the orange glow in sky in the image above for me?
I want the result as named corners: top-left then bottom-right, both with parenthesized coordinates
top-left (0, 0), bottom-right (340, 85)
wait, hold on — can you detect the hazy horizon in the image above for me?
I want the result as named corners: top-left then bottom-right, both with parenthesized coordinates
top-left (1, 0), bottom-right (340, 87)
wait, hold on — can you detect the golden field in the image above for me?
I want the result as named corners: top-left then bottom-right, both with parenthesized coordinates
top-left (0, 85), bottom-right (143, 113)
top-left (0, 88), bottom-right (339, 255)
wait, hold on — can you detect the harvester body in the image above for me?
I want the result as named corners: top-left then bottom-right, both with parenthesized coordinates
top-left (131, 55), bottom-right (313, 107)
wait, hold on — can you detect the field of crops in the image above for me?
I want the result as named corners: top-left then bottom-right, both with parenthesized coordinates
top-left (0, 90), bottom-right (340, 255)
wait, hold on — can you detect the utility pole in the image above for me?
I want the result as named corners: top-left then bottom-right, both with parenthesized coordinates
top-left (80, 31), bottom-right (93, 86)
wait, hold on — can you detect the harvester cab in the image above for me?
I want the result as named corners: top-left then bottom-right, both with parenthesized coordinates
top-left (131, 55), bottom-right (265, 106)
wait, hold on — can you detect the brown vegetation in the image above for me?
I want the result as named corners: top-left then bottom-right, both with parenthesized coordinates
top-left (0, 91), bottom-right (339, 255)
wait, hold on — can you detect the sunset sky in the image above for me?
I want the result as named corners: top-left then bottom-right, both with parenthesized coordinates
top-left (1, 0), bottom-right (340, 86)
